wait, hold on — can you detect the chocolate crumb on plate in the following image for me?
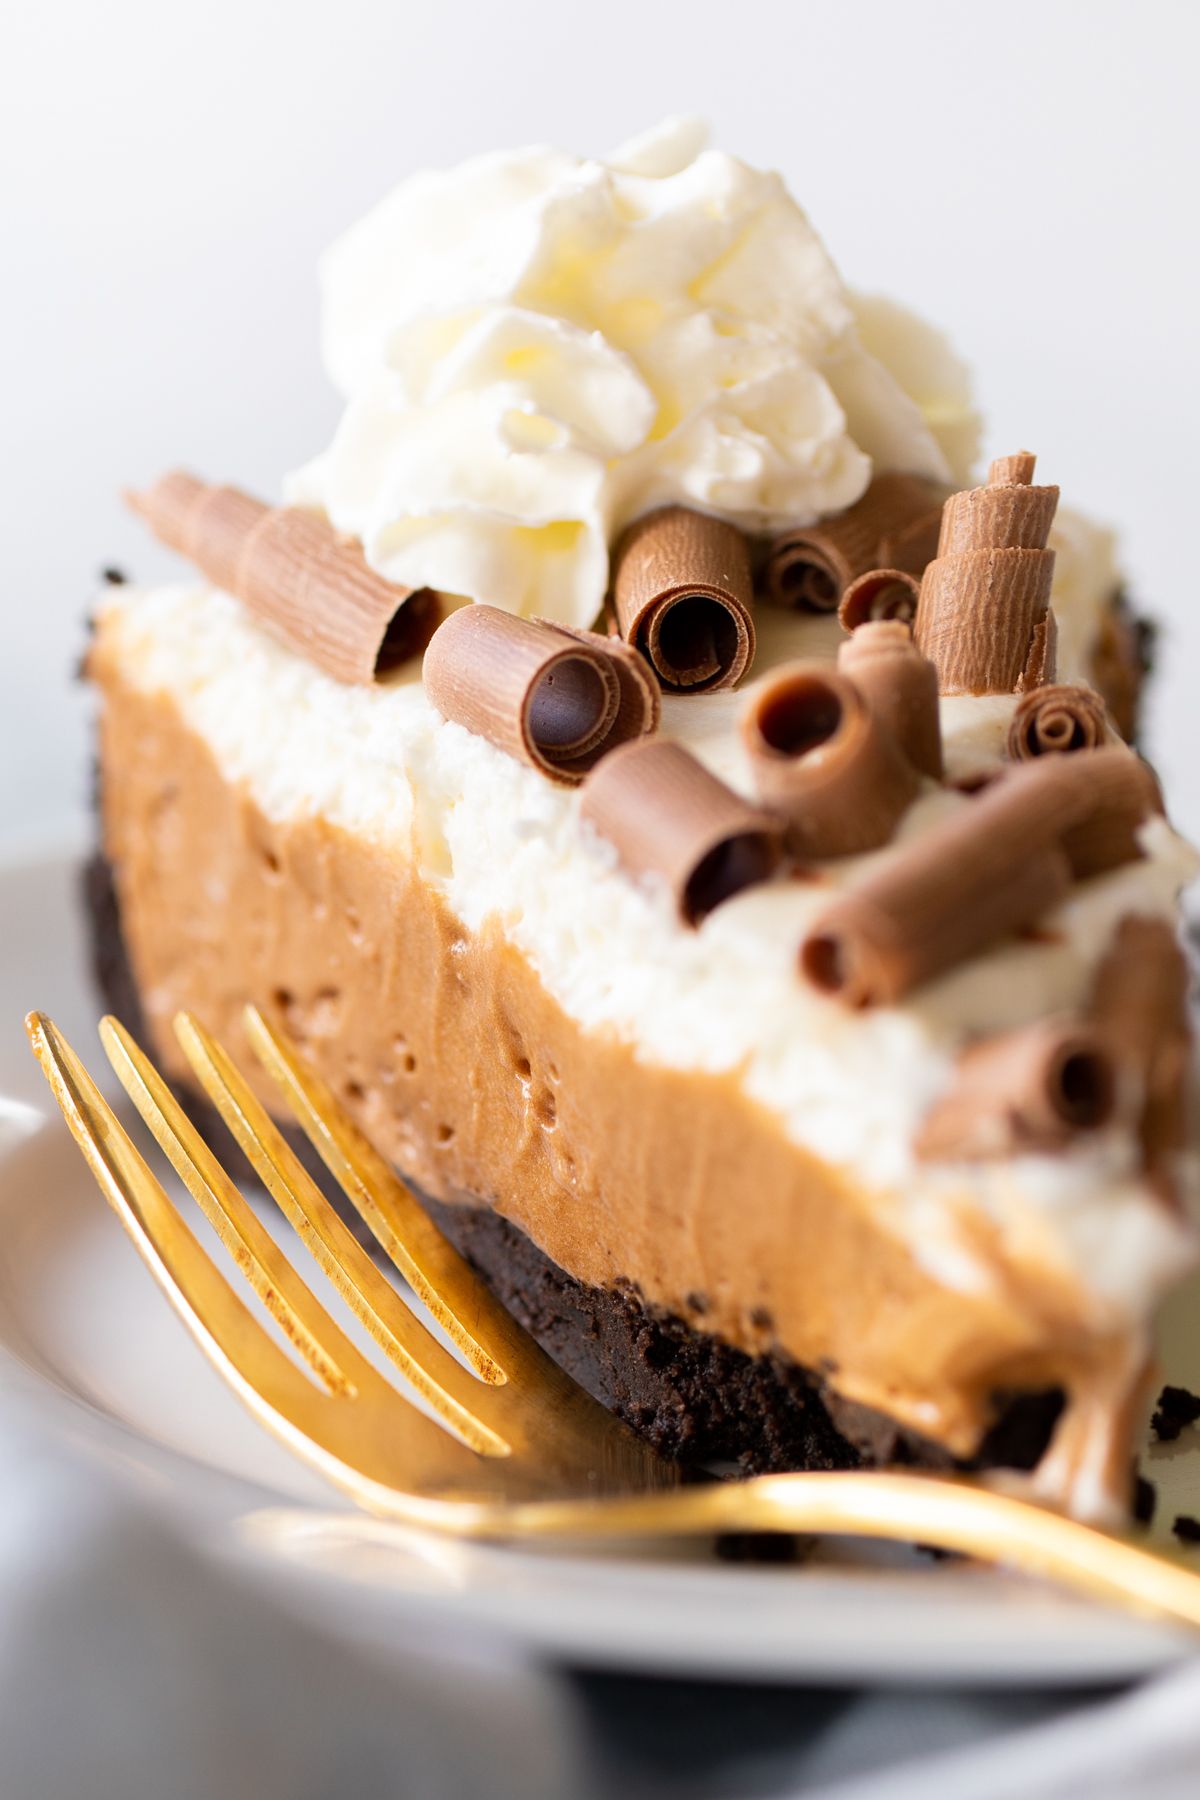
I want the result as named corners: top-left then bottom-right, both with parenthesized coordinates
top-left (1133, 1473), bottom-right (1157, 1526)
top-left (1171, 1515), bottom-right (1200, 1545)
top-left (1151, 1384), bottom-right (1200, 1443)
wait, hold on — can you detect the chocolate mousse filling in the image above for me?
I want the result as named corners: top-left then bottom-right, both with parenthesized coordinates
top-left (83, 844), bottom-right (1063, 1479)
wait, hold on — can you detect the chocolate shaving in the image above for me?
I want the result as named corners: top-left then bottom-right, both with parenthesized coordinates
top-left (838, 568), bottom-right (922, 633)
top-left (741, 663), bottom-right (920, 858)
top-left (989, 451), bottom-right (1038, 487)
top-left (914, 453), bottom-right (1060, 694)
top-left (762, 474), bottom-right (947, 613)
top-left (126, 471), bottom-right (439, 684)
top-left (1050, 749), bottom-right (1162, 879)
top-left (838, 622), bottom-right (943, 780)
top-left (580, 739), bottom-right (782, 925)
top-left (916, 1020), bottom-right (1116, 1160)
top-left (1018, 611), bottom-right (1059, 691)
top-left (799, 749), bottom-right (1157, 1007)
top-left (1090, 915), bottom-right (1192, 1194)
top-left (422, 605), bottom-right (657, 784)
top-left (611, 507), bottom-right (754, 693)
top-left (1090, 597), bottom-right (1147, 743)
top-left (1008, 683), bottom-right (1110, 761)
top-left (549, 622), bottom-right (662, 743)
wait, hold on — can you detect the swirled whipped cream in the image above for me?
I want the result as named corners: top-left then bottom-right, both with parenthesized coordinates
top-left (287, 118), bottom-right (979, 627)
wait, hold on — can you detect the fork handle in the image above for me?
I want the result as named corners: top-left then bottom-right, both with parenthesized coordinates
top-left (495, 1470), bottom-right (1200, 1632)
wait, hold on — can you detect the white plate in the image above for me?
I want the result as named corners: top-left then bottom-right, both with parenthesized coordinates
top-left (3, 842), bottom-right (1200, 1687)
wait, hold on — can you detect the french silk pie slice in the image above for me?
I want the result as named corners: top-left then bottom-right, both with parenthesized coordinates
top-left (88, 122), bottom-right (1193, 1522)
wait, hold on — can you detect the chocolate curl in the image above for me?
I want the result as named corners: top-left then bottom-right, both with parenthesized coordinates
top-left (838, 567), bottom-right (922, 632)
top-left (422, 605), bottom-right (658, 785)
top-left (740, 663), bottom-right (920, 858)
top-left (611, 507), bottom-right (754, 693)
top-left (916, 1021), bottom-right (1116, 1160)
top-left (1049, 748), bottom-right (1162, 879)
top-left (1091, 916), bottom-right (1193, 1190)
top-left (761, 473), bottom-right (947, 613)
top-left (1090, 600), bottom-right (1144, 743)
top-left (837, 622), bottom-right (943, 780)
top-left (549, 622), bottom-right (662, 742)
top-left (580, 739), bottom-right (783, 925)
top-left (126, 471), bottom-right (438, 683)
top-left (989, 451), bottom-right (1038, 486)
top-left (1018, 610), bottom-right (1058, 690)
top-left (914, 453), bottom-right (1060, 695)
top-left (799, 751), bottom-right (1149, 1007)
top-left (1008, 683), bottom-right (1111, 762)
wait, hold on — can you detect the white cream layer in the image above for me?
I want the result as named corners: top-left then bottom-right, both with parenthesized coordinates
top-left (97, 586), bottom-right (1198, 1327)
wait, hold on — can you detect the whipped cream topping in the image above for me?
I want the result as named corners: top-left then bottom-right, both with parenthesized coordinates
top-left (287, 119), bottom-right (971, 627)
top-left (97, 585), bottom-right (1198, 1329)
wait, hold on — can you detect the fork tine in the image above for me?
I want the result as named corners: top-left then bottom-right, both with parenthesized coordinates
top-left (173, 1011), bottom-right (511, 1459)
top-left (243, 1004), bottom-right (526, 1385)
top-left (24, 1013), bottom-right (338, 1425)
top-left (100, 1015), bottom-right (365, 1397)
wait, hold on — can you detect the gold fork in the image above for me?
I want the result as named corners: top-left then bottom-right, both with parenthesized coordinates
top-left (25, 1005), bottom-right (1200, 1632)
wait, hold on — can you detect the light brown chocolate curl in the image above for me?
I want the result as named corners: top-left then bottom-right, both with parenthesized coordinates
top-left (799, 750), bottom-right (1153, 1007)
top-left (580, 739), bottom-right (783, 926)
top-left (938, 482), bottom-right (1059, 556)
top-left (1018, 610), bottom-right (1059, 691)
top-left (988, 451), bottom-right (1039, 486)
top-left (914, 453), bottom-right (1060, 695)
top-left (916, 1021), bottom-right (1116, 1161)
top-left (1008, 683), bottom-right (1110, 761)
top-left (837, 622), bottom-right (943, 780)
top-left (1091, 915), bottom-right (1192, 1194)
top-left (549, 622), bottom-right (662, 743)
top-left (126, 471), bottom-right (439, 684)
top-left (422, 606), bottom-right (658, 785)
top-left (740, 663), bottom-right (920, 858)
top-left (761, 473), bottom-right (946, 613)
top-left (611, 507), bottom-right (754, 693)
top-left (838, 567), bottom-right (922, 632)
top-left (1048, 748), bottom-right (1162, 879)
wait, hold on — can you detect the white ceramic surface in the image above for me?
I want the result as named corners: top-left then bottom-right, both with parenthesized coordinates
top-left (2, 843), bottom-right (1200, 1686)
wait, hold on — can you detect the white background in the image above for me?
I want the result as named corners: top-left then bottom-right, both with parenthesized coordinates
top-left (3, 0), bottom-right (1199, 845)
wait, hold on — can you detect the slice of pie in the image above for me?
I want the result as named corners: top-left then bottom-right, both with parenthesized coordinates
top-left (85, 122), bottom-right (1194, 1521)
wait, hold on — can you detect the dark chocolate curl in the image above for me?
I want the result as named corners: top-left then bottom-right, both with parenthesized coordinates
top-left (799, 749), bottom-right (1155, 1007)
top-left (1008, 683), bottom-right (1110, 761)
top-left (914, 453), bottom-right (1060, 695)
top-left (611, 507), bottom-right (754, 693)
top-left (761, 473), bottom-right (947, 612)
top-left (740, 663), bottom-right (920, 858)
top-left (838, 567), bottom-right (922, 632)
top-left (125, 471), bottom-right (439, 683)
top-left (1091, 916), bottom-right (1193, 1196)
top-left (916, 1021), bottom-right (1116, 1160)
top-left (580, 739), bottom-right (782, 925)
top-left (423, 605), bottom-right (657, 784)
top-left (837, 622), bottom-right (943, 780)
